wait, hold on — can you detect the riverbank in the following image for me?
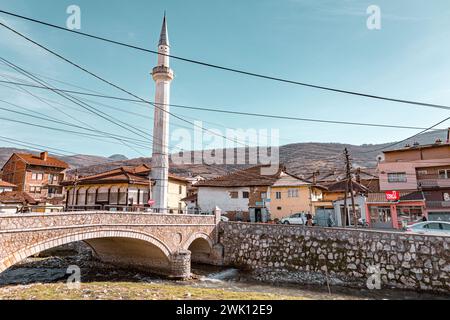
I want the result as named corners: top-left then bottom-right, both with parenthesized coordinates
top-left (0, 253), bottom-right (448, 300)
top-left (0, 282), bottom-right (303, 300)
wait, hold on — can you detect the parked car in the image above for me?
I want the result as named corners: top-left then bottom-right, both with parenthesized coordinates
top-left (405, 221), bottom-right (450, 235)
top-left (280, 213), bottom-right (306, 225)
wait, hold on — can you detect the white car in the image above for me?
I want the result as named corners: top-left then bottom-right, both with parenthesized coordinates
top-left (405, 221), bottom-right (450, 235)
top-left (280, 213), bottom-right (306, 225)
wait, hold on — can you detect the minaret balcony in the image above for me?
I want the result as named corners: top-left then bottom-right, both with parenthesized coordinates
top-left (152, 66), bottom-right (174, 81)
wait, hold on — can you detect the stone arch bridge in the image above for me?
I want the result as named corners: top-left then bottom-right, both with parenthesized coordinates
top-left (0, 211), bottom-right (222, 279)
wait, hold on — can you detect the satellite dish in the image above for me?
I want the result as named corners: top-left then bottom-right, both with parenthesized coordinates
top-left (376, 154), bottom-right (385, 162)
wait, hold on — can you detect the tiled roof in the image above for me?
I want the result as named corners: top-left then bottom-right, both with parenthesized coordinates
top-left (0, 191), bottom-right (38, 204)
top-left (323, 179), bottom-right (369, 193)
top-left (15, 153), bottom-right (69, 169)
top-left (181, 194), bottom-right (197, 202)
top-left (62, 164), bottom-right (187, 186)
top-left (196, 165), bottom-right (284, 187)
top-left (367, 191), bottom-right (425, 203)
top-left (0, 180), bottom-right (16, 188)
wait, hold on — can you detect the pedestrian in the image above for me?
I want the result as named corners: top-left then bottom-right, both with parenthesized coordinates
top-left (422, 215), bottom-right (428, 222)
top-left (306, 212), bottom-right (313, 226)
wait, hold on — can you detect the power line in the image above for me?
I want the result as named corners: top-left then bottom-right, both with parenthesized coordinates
top-left (0, 22), bottom-right (249, 149)
top-left (1, 10), bottom-right (449, 111)
top-left (0, 57), bottom-right (156, 156)
top-left (0, 79), bottom-right (444, 132)
top-left (0, 135), bottom-right (115, 165)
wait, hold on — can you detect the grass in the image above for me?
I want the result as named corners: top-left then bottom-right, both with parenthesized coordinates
top-left (0, 282), bottom-right (307, 300)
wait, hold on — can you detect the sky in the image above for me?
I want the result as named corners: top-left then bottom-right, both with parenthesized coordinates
top-left (0, 0), bottom-right (449, 159)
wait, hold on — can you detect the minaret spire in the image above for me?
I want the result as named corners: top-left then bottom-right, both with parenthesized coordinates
top-left (159, 12), bottom-right (169, 47)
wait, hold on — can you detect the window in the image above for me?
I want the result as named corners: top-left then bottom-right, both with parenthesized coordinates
top-left (276, 192), bottom-right (281, 199)
top-left (417, 170), bottom-right (428, 175)
top-left (260, 192), bottom-right (267, 199)
top-left (277, 206), bottom-right (282, 210)
top-left (179, 185), bottom-right (183, 194)
top-left (387, 172), bottom-right (407, 183)
top-left (442, 223), bottom-right (450, 231)
top-left (438, 169), bottom-right (450, 179)
top-left (229, 191), bottom-right (239, 199)
top-left (29, 186), bottom-right (42, 194)
top-left (288, 189), bottom-right (299, 198)
top-left (424, 223), bottom-right (442, 230)
top-left (242, 191), bottom-right (249, 199)
top-left (31, 172), bottom-right (44, 180)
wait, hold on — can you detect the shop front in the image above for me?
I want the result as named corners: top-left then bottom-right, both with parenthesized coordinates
top-left (366, 191), bottom-right (425, 229)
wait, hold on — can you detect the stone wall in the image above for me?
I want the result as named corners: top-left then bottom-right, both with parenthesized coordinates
top-left (219, 222), bottom-right (450, 292)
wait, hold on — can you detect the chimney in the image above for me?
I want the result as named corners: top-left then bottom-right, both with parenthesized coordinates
top-left (40, 151), bottom-right (48, 161)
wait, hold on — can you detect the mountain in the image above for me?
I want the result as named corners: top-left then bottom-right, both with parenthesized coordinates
top-left (0, 129), bottom-right (446, 178)
top-left (108, 154), bottom-right (128, 161)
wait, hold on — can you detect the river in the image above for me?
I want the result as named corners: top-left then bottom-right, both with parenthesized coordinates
top-left (0, 251), bottom-right (448, 300)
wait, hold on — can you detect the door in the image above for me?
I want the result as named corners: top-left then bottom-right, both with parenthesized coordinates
top-left (370, 207), bottom-right (393, 229)
top-left (255, 208), bottom-right (262, 223)
top-left (249, 207), bottom-right (256, 222)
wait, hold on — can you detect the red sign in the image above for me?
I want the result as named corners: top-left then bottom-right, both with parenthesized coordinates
top-left (385, 191), bottom-right (400, 201)
top-left (147, 199), bottom-right (156, 206)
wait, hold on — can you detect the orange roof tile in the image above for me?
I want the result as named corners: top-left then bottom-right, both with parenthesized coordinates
top-left (0, 191), bottom-right (38, 204)
top-left (15, 153), bottom-right (69, 169)
top-left (0, 180), bottom-right (16, 188)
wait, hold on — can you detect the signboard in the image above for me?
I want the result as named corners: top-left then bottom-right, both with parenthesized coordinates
top-left (147, 199), bottom-right (156, 206)
top-left (255, 201), bottom-right (265, 206)
top-left (385, 191), bottom-right (400, 201)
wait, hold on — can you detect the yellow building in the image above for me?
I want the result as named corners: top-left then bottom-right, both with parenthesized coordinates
top-left (63, 164), bottom-right (188, 212)
top-left (269, 172), bottom-right (327, 220)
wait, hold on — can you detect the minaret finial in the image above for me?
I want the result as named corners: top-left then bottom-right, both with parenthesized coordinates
top-left (159, 12), bottom-right (169, 47)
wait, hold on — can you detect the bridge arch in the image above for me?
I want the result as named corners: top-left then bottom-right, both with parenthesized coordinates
top-left (0, 229), bottom-right (172, 274)
top-left (183, 232), bottom-right (214, 264)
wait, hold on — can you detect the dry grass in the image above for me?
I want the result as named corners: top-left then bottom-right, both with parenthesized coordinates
top-left (0, 282), bottom-right (307, 300)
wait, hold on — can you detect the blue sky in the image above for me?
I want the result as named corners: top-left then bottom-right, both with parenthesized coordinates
top-left (0, 0), bottom-right (449, 158)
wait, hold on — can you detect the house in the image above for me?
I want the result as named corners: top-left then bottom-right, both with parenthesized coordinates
top-left (196, 165), bottom-right (280, 222)
top-left (181, 193), bottom-right (198, 214)
top-left (269, 171), bottom-right (327, 220)
top-left (369, 138), bottom-right (450, 228)
top-left (196, 165), bottom-right (327, 222)
top-left (0, 180), bottom-right (16, 193)
top-left (333, 194), bottom-right (368, 227)
top-left (1, 151), bottom-right (69, 206)
top-left (0, 191), bottom-right (38, 214)
top-left (62, 164), bottom-right (188, 212)
top-left (315, 179), bottom-right (369, 218)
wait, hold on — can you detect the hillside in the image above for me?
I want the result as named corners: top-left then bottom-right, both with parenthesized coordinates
top-left (0, 129), bottom-right (446, 179)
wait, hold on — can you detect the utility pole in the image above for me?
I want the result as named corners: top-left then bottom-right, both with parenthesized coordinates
top-left (344, 148), bottom-right (357, 227)
top-left (71, 169), bottom-right (78, 212)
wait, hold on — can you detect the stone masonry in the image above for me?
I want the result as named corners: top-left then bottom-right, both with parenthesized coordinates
top-left (0, 211), bottom-right (221, 278)
top-left (219, 222), bottom-right (450, 293)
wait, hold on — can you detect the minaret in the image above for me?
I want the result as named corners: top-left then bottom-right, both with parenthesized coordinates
top-left (151, 14), bottom-right (174, 213)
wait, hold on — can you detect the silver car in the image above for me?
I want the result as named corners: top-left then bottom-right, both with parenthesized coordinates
top-left (405, 221), bottom-right (450, 235)
top-left (280, 213), bottom-right (307, 225)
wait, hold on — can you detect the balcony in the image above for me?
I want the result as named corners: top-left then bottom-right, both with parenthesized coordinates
top-left (418, 178), bottom-right (450, 188)
top-left (47, 193), bottom-right (64, 199)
